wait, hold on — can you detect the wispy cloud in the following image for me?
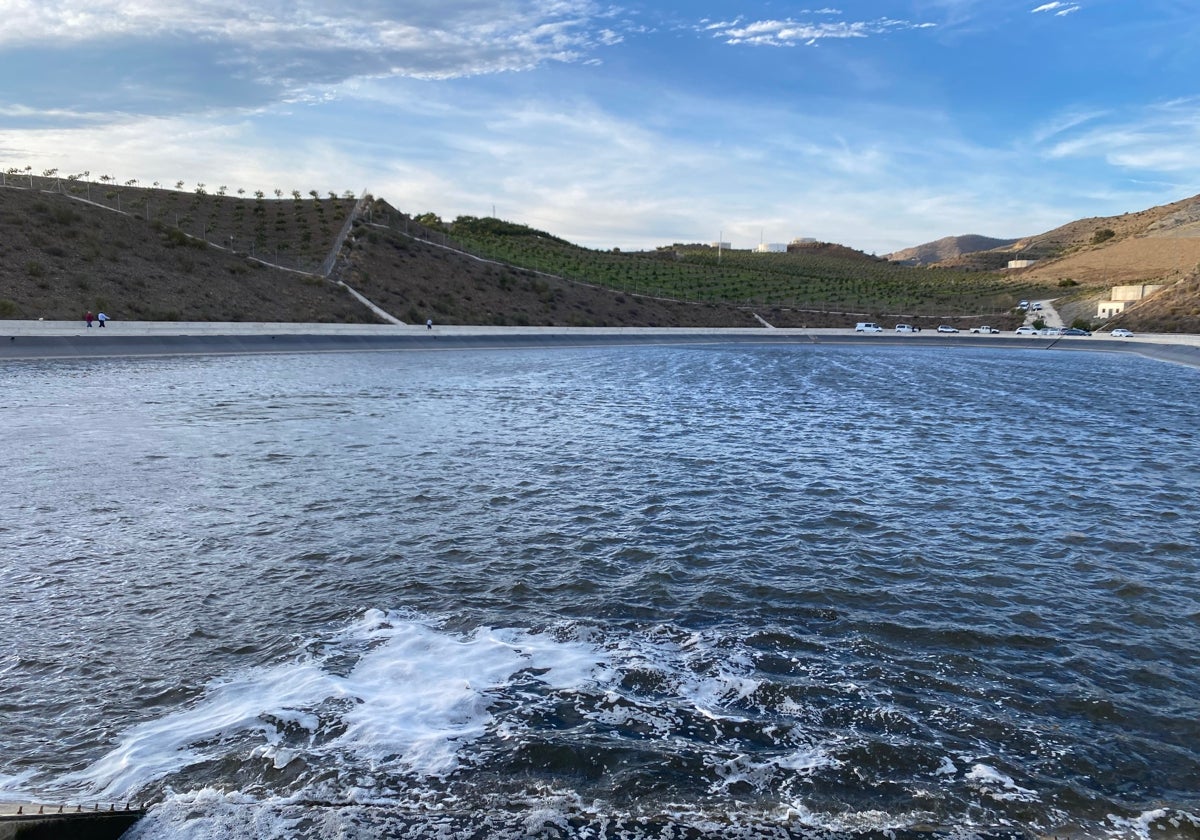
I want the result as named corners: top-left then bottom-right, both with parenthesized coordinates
top-left (1040, 98), bottom-right (1200, 173)
top-left (0, 0), bottom-right (627, 86)
top-left (703, 16), bottom-right (936, 47)
top-left (1028, 108), bottom-right (1109, 145)
top-left (1031, 2), bottom-right (1082, 16)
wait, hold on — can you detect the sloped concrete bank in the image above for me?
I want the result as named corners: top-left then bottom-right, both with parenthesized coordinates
top-left (0, 804), bottom-right (144, 840)
top-left (1, 324), bottom-right (1198, 369)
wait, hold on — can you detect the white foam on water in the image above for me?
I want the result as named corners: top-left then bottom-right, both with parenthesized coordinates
top-left (69, 658), bottom-right (337, 799)
top-left (780, 801), bottom-right (933, 836)
top-left (965, 763), bottom-right (1039, 803)
top-left (935, 756), bottom-right (957, 775)
top-left (64, 609), bottom-right (611, 800)
top-left (1106, 807), bottom-right (1200, 840)
top-left (0, 770), bottom-right (38, 802)
top-left (708, 745), bottom-right (839, 796)
top-left (31, 612), bottom-right (1104, 838)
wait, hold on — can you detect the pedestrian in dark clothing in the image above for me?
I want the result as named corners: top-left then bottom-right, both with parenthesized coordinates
top-left (85, 310), bottom-right (94, 328)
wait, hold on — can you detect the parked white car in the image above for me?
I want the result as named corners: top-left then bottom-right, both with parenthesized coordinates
top-left (855, 322), bottom-right (883, 332)
top-left (1014, 326), bottom-right (1037, 336)
top-left (1111, 328), bottom-right (1135, 338)
top-left (936, 325), bottom-right (959, 333)
top-left (970, 326), bottom-right (999, 334)
top-left (895, 324), bottom-right (917, 333)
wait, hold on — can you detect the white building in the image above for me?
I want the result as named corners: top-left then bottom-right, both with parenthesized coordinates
top-left (1097, 284), bottom-right (1165, 318)
top-left (754, 242), bottom-right (787, 253)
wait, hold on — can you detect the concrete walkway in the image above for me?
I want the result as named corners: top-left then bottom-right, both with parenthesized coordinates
top-left (3, 320), bottom-right (1198, 345)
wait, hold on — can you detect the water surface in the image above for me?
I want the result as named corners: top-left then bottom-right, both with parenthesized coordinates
top-left (2, 344), bottom-right (1198, 838)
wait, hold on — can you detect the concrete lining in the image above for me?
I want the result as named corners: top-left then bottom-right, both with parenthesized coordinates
top-left (2, 322), bottom-right (1198, 368)
top-left (0, 803), bottom-right (144, 840)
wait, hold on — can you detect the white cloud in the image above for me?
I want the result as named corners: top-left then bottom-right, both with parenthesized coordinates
top-left (0, 0), bottom-right (626, 84)
top-left (1031, 2), bottom-right (1081, 15)
top-left (704, 16), bottom-right (936, 47)
top-left (1040, 99), bottom-right (1200, 174)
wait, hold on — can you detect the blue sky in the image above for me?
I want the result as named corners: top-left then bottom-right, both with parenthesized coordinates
top-left (2, 0), bottom-right (1198, 254)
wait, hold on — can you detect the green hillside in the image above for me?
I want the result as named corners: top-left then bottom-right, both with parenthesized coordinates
top-left (431, 213), bottom-right (1051, 318)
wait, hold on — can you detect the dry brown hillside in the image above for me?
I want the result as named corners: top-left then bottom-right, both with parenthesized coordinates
top-left (906, 195), bottom-right (1200, 326)
top-left (924, 194), bottom-right (1200, 277)
top-left (1007, 194), bottom-right (1200, 290)
top-left (1002, 199), bottom-right (1200, 335)
top-left (1111, 271), bottom-right (1200, 334)
top-left (0, 179), bottom-right (762, 326)
top-left (0, 182), bottom-right (370, 322)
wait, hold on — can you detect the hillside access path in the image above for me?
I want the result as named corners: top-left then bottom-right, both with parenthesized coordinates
top-left (1026, 299), bottom-right (1064, 328)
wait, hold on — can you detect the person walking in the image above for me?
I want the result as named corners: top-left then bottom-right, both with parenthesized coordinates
top-left (85, 310), bottom-right (94, 328)
top-left (426, 318), bottom-right (433, 330)
top-left (97, 311), bottom-right (108, 328)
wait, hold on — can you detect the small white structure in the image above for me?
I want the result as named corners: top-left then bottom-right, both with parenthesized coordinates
top-left (710, 241), bottom-right (731, 250)
top-left (791, 237), bottom-right (817, 245)
top-left (1007, 259), bottom-right (1038, 269)
top-left (1097, 300), bottom-right (1130, 319)
top-left (755, 242), bottom-right (787, 253)
top-left (1097, 284), bottom-right (1165, 318)
top-left (1111, 283), bottom-right (1165, 301)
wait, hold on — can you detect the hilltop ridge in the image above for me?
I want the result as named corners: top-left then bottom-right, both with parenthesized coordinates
top-left (886, 235), bottom-right (1020, 266)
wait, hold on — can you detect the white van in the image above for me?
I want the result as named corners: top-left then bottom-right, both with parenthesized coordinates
top-left (855, 322), bottom-right (883, 333)
top-left (895, 324), bottom-right (915, 333)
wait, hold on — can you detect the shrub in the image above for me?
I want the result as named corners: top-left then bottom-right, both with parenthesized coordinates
top-left (1091, 228), bottom-right (1115, 244)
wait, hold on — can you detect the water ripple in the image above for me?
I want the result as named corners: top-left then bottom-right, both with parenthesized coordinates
top-left (1, 345), bottom-right (1198, 838)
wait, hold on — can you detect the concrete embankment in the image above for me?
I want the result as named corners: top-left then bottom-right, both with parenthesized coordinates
top-left (0, 802), bottom-right (144, 839)
top-left (2, 322), bottom-right (1199, 368)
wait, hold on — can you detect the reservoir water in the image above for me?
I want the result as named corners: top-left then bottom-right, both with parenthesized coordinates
top-left (1, 343), bottom-right (1198, 839)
